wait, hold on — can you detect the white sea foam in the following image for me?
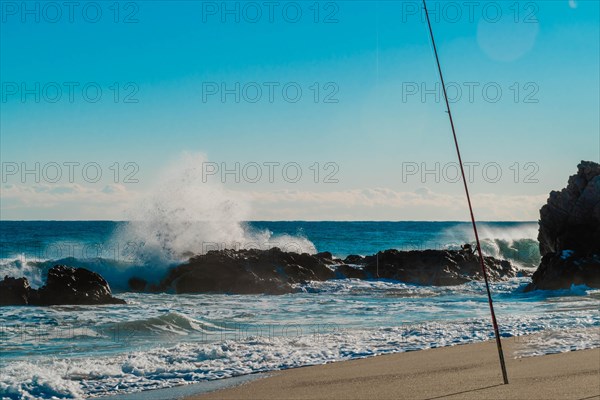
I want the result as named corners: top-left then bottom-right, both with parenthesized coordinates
top-left (2, 281), bottom-right (598, 400)
top-left (0, 153), bottom-right (316, 290)
top-left (113, 152), bottom-right (316, 264)
top-left (105, 312), bottom-right (224, 336)
top-left (513, 327), bottom-right (600, 357)
top-left (2, 310), bottom-right (598, 399)
top-left (1, 214), bottom-right (598, 400)
top-left (441, 223), bottom-right (541, 269)
top-left (0, 258), bottom-right (48, 289)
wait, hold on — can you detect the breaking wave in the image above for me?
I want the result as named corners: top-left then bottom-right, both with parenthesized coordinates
top-left (441, 222), bottom-right (541, 269)
top-left (111, 152), bottom-right (317, 264)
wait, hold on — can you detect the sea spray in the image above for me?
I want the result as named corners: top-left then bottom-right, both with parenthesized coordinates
top-left (113, 152), bottom-right (316, 266)
top-left (2, 221), bottom-right (600, 399)
top-left (0, 221), bottom-right (539, 290)
top-left (440, 222), bottom-right (541, 269)
top-left (2, 285), bottom-right (598, 399)
top-left (0, 154), bottom-right (316, 290)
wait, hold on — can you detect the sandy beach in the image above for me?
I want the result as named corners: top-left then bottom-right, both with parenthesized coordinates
top-left (189, 338), bottom-right (600, 400)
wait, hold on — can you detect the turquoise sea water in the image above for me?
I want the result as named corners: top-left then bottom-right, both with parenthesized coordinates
top-left (1, 221), bottom-right (598, 399)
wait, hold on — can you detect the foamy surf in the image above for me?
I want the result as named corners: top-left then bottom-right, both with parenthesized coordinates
top-left (1, 279), bottom-right (599, 399)
top-left (1, 220), bottom-right (595, 399)
top-left (1, 306), bottom-right (598, 399)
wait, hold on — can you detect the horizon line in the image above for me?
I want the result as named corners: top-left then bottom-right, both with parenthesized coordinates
top-left (0, 219), bottom-right (539, 223)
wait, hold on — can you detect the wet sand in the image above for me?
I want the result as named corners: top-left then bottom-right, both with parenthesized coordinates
top-left (187, 338), bottom-right (600, 400)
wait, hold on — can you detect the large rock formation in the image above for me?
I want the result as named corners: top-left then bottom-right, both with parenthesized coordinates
top-left (341, 248), bottom-right (516, 285)
top-left (0, 277), bottom-right (31, 305)
top-left (1, 249), bottom-right (518, 301)
top-left (0, 265), bottom-right (126, 306)
top-left (154, 248), bottom-right (337, 295)
top-left (526, 161), bottom-right (600, 291)
top-left (150, 247), bottom-right (517, 295)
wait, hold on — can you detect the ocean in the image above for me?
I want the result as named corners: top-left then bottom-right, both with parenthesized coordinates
top-left (1, 221), bottom-right (599, 399)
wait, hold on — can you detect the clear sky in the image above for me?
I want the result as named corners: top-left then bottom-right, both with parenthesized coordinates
top-left (1, 0), bottom-right (599, 220)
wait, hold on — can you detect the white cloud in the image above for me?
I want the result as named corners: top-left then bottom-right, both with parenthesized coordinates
top-left (243, 188), bottom-right (546, 221)
top-left (1, 183), bottom-right (546, 221)
top-left (1, 183), bottom-right (141, 219)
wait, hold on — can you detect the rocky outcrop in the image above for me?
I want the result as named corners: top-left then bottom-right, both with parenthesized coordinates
top-left (153, 248), bottom-right (337, 295)
top-left (341, 249), bottom-right (516, 285)
top-left (526, 161), bottom-right (600, 291)
top-left (2, 248), bottom-right (518, 301)
top-left (0, 277), bottom-right (31, 305)
top-left (527, 252), bottom-right (600, 290)
top-left (0, 265), bottom-right (126, 306)
top-left (149, 247), bottom-right (517, 295)
top-left (128, 277), bottom-right (147, 292)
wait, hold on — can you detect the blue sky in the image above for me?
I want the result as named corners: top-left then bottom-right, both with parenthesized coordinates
top-left (1, 0), bottom-right (599, 220)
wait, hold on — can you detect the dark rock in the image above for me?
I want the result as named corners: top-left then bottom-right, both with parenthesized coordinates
top-left (538, 161), bottom-right (600, 256)
top-left (128, 277), bottom-right (147, 292)
top-left (0, 266), bottom-right (126, 306)
top-left (517, 269), bottom-right (532, 278)
top-left (357, 249), bottom-right (515, 286)
top-left (156, 247), bottom-right (517, 295)
top-left (156, 247), bottom-right (336, 295)
top-left (315, 251), bottom-right (336, 262)
top-left (0, 276), bottom-right (31, 305)
top-left (34, 265), bottom-right (126, 305)
top-left (343, 255), bottom-right (364, 265)
top-left (526, 161), bottom-right (600, 291)
top-left (334, 264), bottom-right (367, 279)
top-left (528, 253), bottom-right (600, 290)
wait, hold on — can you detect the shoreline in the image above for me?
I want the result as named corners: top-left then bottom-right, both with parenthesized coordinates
top-left (98, 374), bottom-right (267, 400)
top-left (182, 338), bottom-right (600, 400)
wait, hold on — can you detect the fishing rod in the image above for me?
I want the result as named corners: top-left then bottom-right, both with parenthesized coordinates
top-left (421, 0), bottom-right (509, 385)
